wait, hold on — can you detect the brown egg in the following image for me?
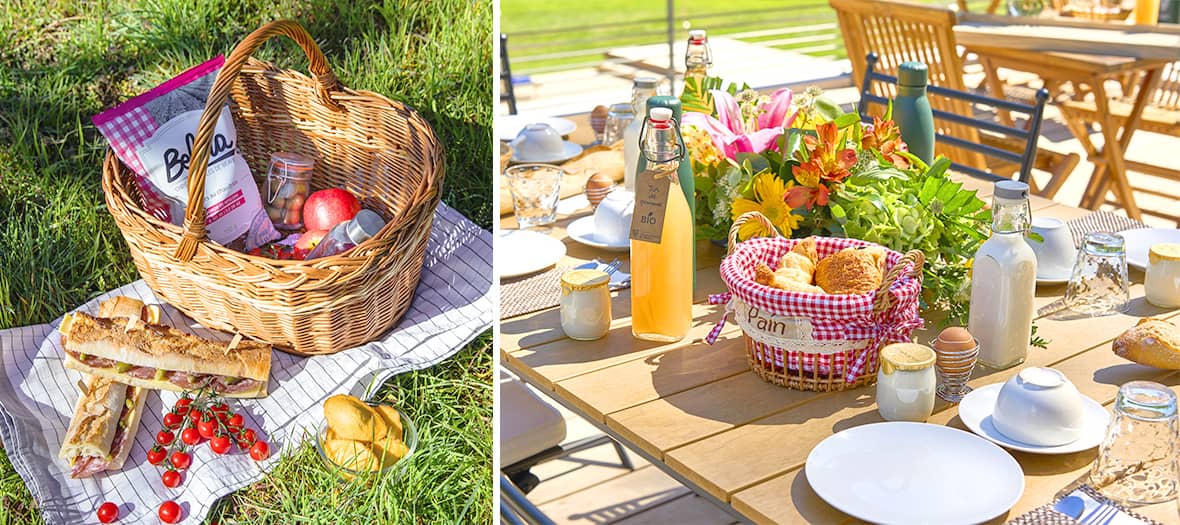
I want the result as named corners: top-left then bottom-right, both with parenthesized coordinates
top-left (584, 172), bottom-right (615, 207)
top-left (934, 326), bottom-right (977, 352)
top-left (590, 105), bottom-right (609, 135)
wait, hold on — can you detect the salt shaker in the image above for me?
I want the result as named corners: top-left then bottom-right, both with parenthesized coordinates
top-left (304, 209), bottom-right (385, 259)
top-left (876, 343), bottom-right (937, 422)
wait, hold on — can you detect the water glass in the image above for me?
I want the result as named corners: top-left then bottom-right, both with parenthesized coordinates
top-left (504, 164), bottom-right (563, 228)
top-left (1090, 381), bottom-right (1179, 505)
top-left (603, 103), bottom-right (634, 146)
top-left (1065, 232), bottom-right (1130, 316)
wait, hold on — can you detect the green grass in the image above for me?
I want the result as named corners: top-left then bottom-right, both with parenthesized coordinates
top-left (0, 0), bottom-right (491, 523)
top-left (502, 0), bottom-right (994, 74)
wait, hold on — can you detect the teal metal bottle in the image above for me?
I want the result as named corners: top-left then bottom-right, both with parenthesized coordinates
top-left (637, 95), bottom-right (696, 287)
top-left (893, 62), bottom-right (935, 165)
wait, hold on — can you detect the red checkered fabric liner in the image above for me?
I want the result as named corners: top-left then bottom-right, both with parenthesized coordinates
top-left (92, 105), bottom-right (173, 222)
top-left (710, 236), bottom-right (924, 383)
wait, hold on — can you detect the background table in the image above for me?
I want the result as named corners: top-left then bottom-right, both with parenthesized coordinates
top-left (500, 175), bottom-right (1180, 524)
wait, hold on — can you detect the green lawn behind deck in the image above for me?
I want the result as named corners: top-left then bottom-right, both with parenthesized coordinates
top-left (502, 0), bottom-right (993, 73)
top-left (0, 0), bottom-right (491, 523)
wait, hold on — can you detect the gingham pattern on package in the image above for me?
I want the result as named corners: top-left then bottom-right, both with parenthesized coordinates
top-left (711, 236), bottom-right (924, 383)
top-left (93, 107), bottom-right (173, 222)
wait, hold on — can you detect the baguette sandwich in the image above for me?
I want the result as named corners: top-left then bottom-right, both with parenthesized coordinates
top-left (60, 375), bottom-right (147, 478)
top-left (59, 296), bottom-right (156, 478)
top-left (59, 307), bottom-right (271, 398)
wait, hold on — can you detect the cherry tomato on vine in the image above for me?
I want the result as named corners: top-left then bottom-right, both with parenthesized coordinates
top-left (147, 445), bottom-right (167, 466)
top-left (181, 427), bottom-right (201, 446)
top-left (162, 469), bottom-right (182, 489)
top-left (249, 440), bottom-right (270, 461)
top-left (96, 501), bottom-right (119, 523)
top-left (162, 412), bottom-right (184, 430)
top-left (197, 416), bottom-right (219, 440)
top-left (174, 397), bottom-right (192, 409)
top-left (156, 430), bottom-right (174, 446)
top-left (210, 435), bottom-right (232, 455)
top-left (169, 451), bottom-right (191, 470)
top-left (188, 408), bottom-right (203, 425)
top-left (238, 428), bottom-right (257, 448)
top-left (158, 501), bottom-right (181, 524)
top-left (227, 413), bottom-right (244, 428)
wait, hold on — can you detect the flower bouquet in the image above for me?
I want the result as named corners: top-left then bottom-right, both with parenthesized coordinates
top-left (681, 77), bottom-right (991, 322)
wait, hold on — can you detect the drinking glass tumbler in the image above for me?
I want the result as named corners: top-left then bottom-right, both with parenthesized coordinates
top-left (1090, 381), bottom-right (1180, 505)
top-left (604, 103), bottom-right (635, 146)
top-left (505, 164), bottom-right (563, 229)
top-left (1065, 232), bottom-right (1130, 316)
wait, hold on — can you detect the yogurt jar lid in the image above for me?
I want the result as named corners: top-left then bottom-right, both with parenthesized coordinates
top-left (880, 343), bottom-right (936, 374)
top-left (1149, 243), bottom-right (1180, 264)
top-left (561, 269), bottom-right (610, 293)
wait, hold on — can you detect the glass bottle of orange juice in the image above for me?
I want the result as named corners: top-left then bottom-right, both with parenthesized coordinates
top-left (630, 107), bottom-right (693, 342)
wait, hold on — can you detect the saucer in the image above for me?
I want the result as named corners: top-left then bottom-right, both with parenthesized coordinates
top-left (497, 230), bottom-right (567, 279)
top-left (1118, 228), bottom-right (1180, 270)
top-left (512, 141), bottom-right (583, 164)
top-left (959, 383), bottom-right (1109, 454)
top-left (497, 115), bottom-right (577, 142)
top-left (1036, 267), bottom-right (1073, 286)
top-left (567, 216), bottom-right (629, 252)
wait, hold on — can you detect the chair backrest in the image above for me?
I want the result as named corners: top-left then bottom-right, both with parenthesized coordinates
top-left (1147, 61), bottom-right (1180, 112)
top-left (501, 33), bottom-right (518, 115)
top-left (859, 52), bottom-right (1049, 183)
top-left (830, 0), bottom-right (987, 169)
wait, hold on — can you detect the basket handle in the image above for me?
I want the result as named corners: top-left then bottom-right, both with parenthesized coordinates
top-left (872, 250), bottom-right (925, 315)
top-left (726, 211), bottom-right (780, 256)
top-left (174, 20), bottom-right (344, 261)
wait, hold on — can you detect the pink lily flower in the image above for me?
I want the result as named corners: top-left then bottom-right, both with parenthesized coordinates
top-left (682, 88), bottom-right (797, 160)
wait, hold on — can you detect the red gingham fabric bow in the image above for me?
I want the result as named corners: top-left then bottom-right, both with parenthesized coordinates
top-left (714, 236), bottom-right (924, 383)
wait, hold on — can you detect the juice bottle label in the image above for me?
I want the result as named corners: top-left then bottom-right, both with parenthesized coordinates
top-left (629, 165), bottom-right (674, 244)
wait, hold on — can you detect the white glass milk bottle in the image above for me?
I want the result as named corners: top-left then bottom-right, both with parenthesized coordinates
top-left (969, 180), bottom-right (1038, 370)
top-left (623, 77), bottom-right (660, 191)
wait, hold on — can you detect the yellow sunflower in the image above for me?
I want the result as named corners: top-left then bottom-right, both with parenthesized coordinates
top-left (730, 172), bottom-right (803, 240)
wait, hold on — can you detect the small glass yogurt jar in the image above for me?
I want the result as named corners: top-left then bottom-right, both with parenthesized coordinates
top-left (559, 269), bottom-right (612, 341)
top-left (876, 343), bottom-right (937, 422)
top-left (1145, 243), bottom-right (1180, 308)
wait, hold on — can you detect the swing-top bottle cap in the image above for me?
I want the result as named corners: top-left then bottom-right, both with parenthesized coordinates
top-left (993, 180), bottom-right (1029, 200)
top-left (898, 61), bottom-right (929, 87)
top-left (649, 107), bottom-right (674, 127)
top-left (688, 29), bottom-right (707, 42)
top-left (634, 76), bottom-right (659, 89)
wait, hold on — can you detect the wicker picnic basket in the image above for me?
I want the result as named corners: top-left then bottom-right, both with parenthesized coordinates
top-left (710, 212), bottom-right (925, 392)
top-left (101, 21), bottom-right (444, 355)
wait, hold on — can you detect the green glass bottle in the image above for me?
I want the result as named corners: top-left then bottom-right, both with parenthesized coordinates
top-left (893, 61), bottom-right (935, 165)
top-left (637, 95), bottom-right (696, 287)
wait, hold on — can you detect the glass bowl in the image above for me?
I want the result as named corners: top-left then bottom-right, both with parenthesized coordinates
top-left (314, 401), bottom-right (418, 482)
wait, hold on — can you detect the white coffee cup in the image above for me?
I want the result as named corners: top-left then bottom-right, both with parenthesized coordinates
top-left (1028, 217), bottom-right (1076, 279)
top-left (511, 123), bottom-right (575, 162)
top-left (992, 367), bottom-right (1085, 447)
top-left (593, 190), bottom-right (634, 246)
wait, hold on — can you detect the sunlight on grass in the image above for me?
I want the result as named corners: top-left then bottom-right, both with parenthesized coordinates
top-left (0, 1), bottom-right (491, 523)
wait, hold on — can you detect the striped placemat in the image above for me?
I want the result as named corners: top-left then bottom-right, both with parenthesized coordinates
top-left (1065, 210), bottom-right (1149, 248)
top-left (1007, 485), bottom-right (1161, 525)
top-left (500, 262), bottom-right (629, 320)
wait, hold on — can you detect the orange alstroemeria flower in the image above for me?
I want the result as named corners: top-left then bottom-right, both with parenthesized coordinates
top-left (861, 116), bottom-right (910, 169)
top-left (796, 121), bottom-right (857, 185)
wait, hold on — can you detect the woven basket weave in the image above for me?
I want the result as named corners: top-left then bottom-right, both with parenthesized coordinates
top-left (101, 21), bottom-right (444, 355)
top-left (720, 212), bottom-right (924, 392)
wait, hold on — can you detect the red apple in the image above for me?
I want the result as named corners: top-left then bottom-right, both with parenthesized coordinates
top-left (293, 229), bottom-right (328, 260)
top-left (303, 188), bottom-right (361, 231)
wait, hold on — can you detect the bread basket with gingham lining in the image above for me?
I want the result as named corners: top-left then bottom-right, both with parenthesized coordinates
top-left (708, 212), bottom-right (925, 391)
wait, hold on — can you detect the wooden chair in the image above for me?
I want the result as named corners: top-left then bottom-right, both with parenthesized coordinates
top-left (501, 33), bottom-right (518, 115)
top-left (831, 0), bottom-right (1079, 190)
top-left (1059, 61), bottom-right (1180, 223)
top-left (860, 52), bottom-right (1049, 183)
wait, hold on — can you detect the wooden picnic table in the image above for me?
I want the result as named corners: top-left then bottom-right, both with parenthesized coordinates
top-left (500, 138), bottom-right (1180, 522)
top-left (954, 12), bottom-right (1180, 222)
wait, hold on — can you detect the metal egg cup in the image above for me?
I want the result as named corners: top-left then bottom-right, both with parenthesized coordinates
top-left (931, 337), bottom-right (980, 403)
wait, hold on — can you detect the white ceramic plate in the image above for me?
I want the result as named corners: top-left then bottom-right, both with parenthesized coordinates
top-left (497, 115), bottom-right (577, 142)
top-left (1036, 267), bottom-right (1073, 286)
top-left (959, 383), bottom-right (1110, 454)
top-left (566, 217), bottom-right (629, 252)
top-left (1118, 228), bottom-right (1180, 270)
top-left (497, 230), bottom-right (566, 279)
top-left (511, 141), bottom-right (583, 164)
top-left (806, 422), bottom-right (1024, 525)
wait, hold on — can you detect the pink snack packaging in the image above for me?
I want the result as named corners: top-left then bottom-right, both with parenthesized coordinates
top-left (93, 55), bottom-right (279, 249)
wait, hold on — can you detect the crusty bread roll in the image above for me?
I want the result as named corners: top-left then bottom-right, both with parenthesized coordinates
top-left (815, 247), bottom-right (885, 295)
top-left (754, 262), bottom-right (824, 293)
top-left (1113, 318), bottom-right (1180, 369)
